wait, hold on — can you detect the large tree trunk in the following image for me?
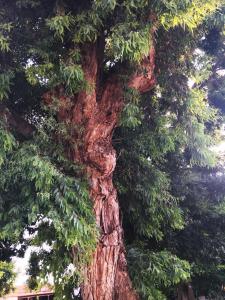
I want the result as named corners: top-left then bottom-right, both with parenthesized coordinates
top-left (44, 42), bottom-right (155, 300)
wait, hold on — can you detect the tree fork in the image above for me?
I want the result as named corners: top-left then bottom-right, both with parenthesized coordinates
top-left (44, 40), bottom-right (155, 300)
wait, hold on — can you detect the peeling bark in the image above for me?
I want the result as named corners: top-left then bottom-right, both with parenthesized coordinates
top-left (44, 41), bottom-right (155, 300)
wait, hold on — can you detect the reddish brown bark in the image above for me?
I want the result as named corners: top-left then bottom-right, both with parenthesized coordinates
top-left (44, 42), bottom-right (155, 300)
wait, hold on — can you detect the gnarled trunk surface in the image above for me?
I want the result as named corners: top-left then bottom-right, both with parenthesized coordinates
top-left (44, 42), bottom-right (155, 300)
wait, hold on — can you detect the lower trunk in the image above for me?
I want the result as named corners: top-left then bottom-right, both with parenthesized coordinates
top-left (81, 177), bottom-right (137, 300)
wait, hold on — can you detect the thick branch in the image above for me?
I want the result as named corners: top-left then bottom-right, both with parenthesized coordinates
top-left (128, 47), bottom-right (156, 93)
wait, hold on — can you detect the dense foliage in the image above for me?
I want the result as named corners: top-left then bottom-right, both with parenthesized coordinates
top-left (0, 0), bottom-right (225, 299)
top-left (114, 3), bottom-right (225, 299)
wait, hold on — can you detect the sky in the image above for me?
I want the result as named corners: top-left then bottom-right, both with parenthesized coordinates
top-left (13, 243), bottom-right (53, 287)
top-left (12, 251), bottom-right (30, 286)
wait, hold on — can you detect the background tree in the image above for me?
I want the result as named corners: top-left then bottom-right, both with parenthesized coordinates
top-left (0, 240), bottom-right (16, 296)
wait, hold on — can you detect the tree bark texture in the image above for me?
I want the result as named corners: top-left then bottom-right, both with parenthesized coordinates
top-left (177, 283), bottom-right (195, 300)
top-left (44, 42), bottom-right (155, 300)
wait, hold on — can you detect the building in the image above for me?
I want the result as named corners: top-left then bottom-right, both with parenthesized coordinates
top-left (0, 285), bottom-right (54, 300)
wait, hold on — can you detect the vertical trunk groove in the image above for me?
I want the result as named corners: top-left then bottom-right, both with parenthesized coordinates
top-left (44, 42), bottom-right (155, 300)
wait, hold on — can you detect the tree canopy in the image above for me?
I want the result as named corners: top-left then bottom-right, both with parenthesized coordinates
top-left (0, 0), bottom-right (225, 299)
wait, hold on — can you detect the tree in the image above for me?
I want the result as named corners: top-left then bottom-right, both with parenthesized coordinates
top-left (0, 260), bottom-right (15, 296)
top-left (114, 4), bottom-right (225, 299)
top-left (0, 0), bottom-right (224, 299)
top-left (166, 20), bottom-right (225, 299)
top-left (166, 168), bottom-right (225, 299)
top-left (0, 240), bottom-right (16, 296)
